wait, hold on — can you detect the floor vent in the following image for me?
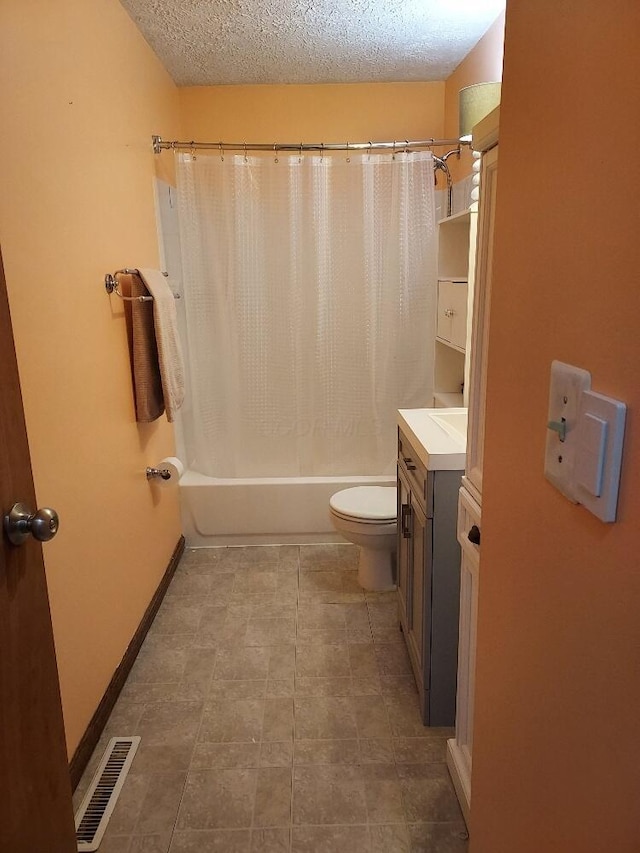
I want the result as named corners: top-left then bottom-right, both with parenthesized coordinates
top-left (74, 736), bottom-right (140, 851)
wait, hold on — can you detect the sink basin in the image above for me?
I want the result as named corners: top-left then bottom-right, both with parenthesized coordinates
top-left (429, 411), bottom-right (468, 441)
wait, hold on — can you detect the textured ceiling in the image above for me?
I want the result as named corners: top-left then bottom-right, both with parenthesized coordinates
top-left (119, 0), bottom-right (505, 86)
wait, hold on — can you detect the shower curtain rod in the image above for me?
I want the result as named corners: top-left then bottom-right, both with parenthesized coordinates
top-left (151, 135), bottom-right (468, 156)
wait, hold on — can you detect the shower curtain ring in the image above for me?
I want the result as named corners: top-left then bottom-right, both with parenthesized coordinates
top-left (190, 140), bottom-right (197, 161)
top-left (244, 142), bottom-right (248, 163)
top-left (274, 144), bottom-right (279, 164)
top-left (405, 139), bottom-right (410, 155)
top-left (392, 141), bottom-right (396, 161)
top-left (320, 143), bottom-right (324, 163)
top-left (368, 141), bottom-right (372, 161)
top-left (299, 142), bottom-right (303, 164)
top-left (219, 142), bottom-right (224, 162)
top-left (346, 142), bottom-right (351, 163)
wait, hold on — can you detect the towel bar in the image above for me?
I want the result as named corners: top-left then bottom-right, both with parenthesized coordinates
top-left (105, 269), bottom-right (180, 302)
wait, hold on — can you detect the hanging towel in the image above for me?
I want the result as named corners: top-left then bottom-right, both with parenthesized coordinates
top-left (137, 268), bottom-right (185, 423)
top-left (124, 273), bottom-right (165, 423)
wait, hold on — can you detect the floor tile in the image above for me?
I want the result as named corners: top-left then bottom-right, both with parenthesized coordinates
top-left (169, 829), bottom-right (251, 852)
top-left (208, 680), bottom-right (267, 699)
top-left (407, 822), bottom-right (469, 852)
top-left (253, 767), bottom-right (292, 826)
top-left (294, 696), bottom-right (357, 739)
top-left (263, 698), bottom-right (294, 741)
top-left (374, 643), bottom-right (413, 677)
top-left (132, 742), bottom-right (196, 775)
top-left (260, 741), bottom-right (294, 767)
top-left (198, 698), bottom-right (265, 743)
top-left (233, 572), bottom-right (279, 594)
top-left (135, 771), bottom-right (188, 834)
top-left (78, 544), bottom-right (468, 853)
top-left (397, 764), bottom-right (464, 823)
top-left (352, 694), bottom-right (391, 739)
top-left (393, 736), bottom-right (449, 764)
top-left (361, 763), bottom-right (405, 824)
top-left (97, 837), bottom-right (133, 853)
top-left (383, 695), bottom-right (430, 739)
top-left (291, 825), bottom-right (370, 853)
top-left (129, 834), bottom-right (174, 853)
top-left (177, 769), bottom-right (257, 829)
top-left (294, 739), bottom-right (360, 766)
top-left (299, 544), bottom-right (359, 571)
top-left (214, 647), bottom-right (272, 680)
top-left (370, 824), bottom-right (411, 853)
top-left (251, 827), bottom-right (291, 852)
top-left (190, 742), bottom-right (260, 770)
top-left (152, 596), bottom-right (207, 635)
top-left (294, 676), bottom-right (353, 697)
top-left (295, 644), bottom-right (351, 678)
top-left (292, 765), bottom-right (367, 825)
top-left (349, 644), bottom-right (378, 678)
top-left (136, 701), bottom-right (203, 747)
top-left (359, 738), bottom-right (395, 764)
top-left (245, 617), bottom-right (297, 646)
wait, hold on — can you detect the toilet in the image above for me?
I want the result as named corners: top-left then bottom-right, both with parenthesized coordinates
top-left (329, 486), bottom-right (397, 591)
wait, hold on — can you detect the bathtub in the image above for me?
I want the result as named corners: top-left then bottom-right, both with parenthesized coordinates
top-left (180, 470), bottom-right (396, 546)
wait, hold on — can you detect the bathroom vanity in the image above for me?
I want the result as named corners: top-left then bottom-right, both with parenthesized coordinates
top-left (396, 408), bottom-right (466, 726)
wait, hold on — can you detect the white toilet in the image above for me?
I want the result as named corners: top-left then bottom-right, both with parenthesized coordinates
top-left (329, 486), bottom-right (397, 591)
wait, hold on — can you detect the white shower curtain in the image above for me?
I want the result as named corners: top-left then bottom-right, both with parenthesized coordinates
top-left (176, 150), bottom-right (437, 478)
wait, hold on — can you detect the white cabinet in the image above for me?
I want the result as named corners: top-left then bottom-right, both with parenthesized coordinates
top-left (437, 279), bottom-right (468, 351)
top-left (433, 209), bottom-right (477, 409)
top-left (446, 106), bottom-right (499, 827)
top-left (465, 142), bottom-right (499, 503)
top-left (447, 487), bottom-right (480, 827)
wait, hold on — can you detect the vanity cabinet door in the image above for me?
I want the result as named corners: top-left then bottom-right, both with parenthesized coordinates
top-left (407, 498), bottom-right (432, 684)
top-left (397, 468), bottom-right (411, 631)
top-left (436, 280), bottom-right (468, 352)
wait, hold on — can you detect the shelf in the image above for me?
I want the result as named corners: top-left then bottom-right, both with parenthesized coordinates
top-left (437, 209), bottom-right (471, 227)
top-left (437, 214), bottom-right (472, 280)
top-left (433, 391), bottom-right (464, 408)
top-left (436, 336), bottom-right (465, 354)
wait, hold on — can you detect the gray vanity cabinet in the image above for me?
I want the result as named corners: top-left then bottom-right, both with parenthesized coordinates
top-left (397, 428), bottom-right (462, 726)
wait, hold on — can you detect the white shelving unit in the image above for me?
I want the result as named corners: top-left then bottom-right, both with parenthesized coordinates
top-left (446, 105), bottom-right (500, 829)
top-left (433, 208), bottom-right (478, 408)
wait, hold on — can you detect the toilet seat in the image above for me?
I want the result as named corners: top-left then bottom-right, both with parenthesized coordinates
top-left (329, 486), bottom-right (397, 523)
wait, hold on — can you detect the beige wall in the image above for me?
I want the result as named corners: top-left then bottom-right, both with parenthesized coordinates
top-left (444, 12), bottom-right (505, 183)
top-left (179, 82), bottom-right (445, 146)
top-left (0, 0), bottom-right (182, 755)
top-left (471, 4), bottom-right (640, 851)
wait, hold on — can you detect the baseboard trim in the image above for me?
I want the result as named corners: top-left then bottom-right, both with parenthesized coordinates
top-left (446, 737), bottom-right (471, 828)
top-left (69, 535), bottom-right (185, 790)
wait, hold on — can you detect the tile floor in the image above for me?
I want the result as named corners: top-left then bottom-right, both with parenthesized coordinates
top-left (75, 544), bottom-right (468, 852)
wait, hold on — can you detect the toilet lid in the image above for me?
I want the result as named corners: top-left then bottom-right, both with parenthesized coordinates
top-left (329, 486), bottom-right (397, 521)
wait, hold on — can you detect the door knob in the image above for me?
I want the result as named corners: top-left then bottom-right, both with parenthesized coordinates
top-left (4, 503), bottom-right (59, 546)
top-left (468, 524), bottom-right (481, 546)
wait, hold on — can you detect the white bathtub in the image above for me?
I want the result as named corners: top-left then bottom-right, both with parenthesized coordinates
top-left (180, 470), bottom-right (396, 547)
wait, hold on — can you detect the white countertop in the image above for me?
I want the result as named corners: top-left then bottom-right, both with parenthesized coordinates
top-left (398, 408), bottom-right (467, 471)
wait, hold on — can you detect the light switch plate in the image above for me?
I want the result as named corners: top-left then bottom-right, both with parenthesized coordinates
top-left (544, 361), bottom-right (592, 501)
top-left (573, 390), bottom-right (626, 522)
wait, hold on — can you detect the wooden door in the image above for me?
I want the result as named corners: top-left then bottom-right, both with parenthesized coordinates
top-left (0, 249), bottom-right (77, 851)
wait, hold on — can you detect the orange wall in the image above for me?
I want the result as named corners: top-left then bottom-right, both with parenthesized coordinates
top-left (471, 4), bottom-right (640, 851)
top-left (444, 12), bottom-right (505, 183)
top-left (179, 82), bottom-right (445, 146)
top-left (0, 0), bottom-right (182, 755)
